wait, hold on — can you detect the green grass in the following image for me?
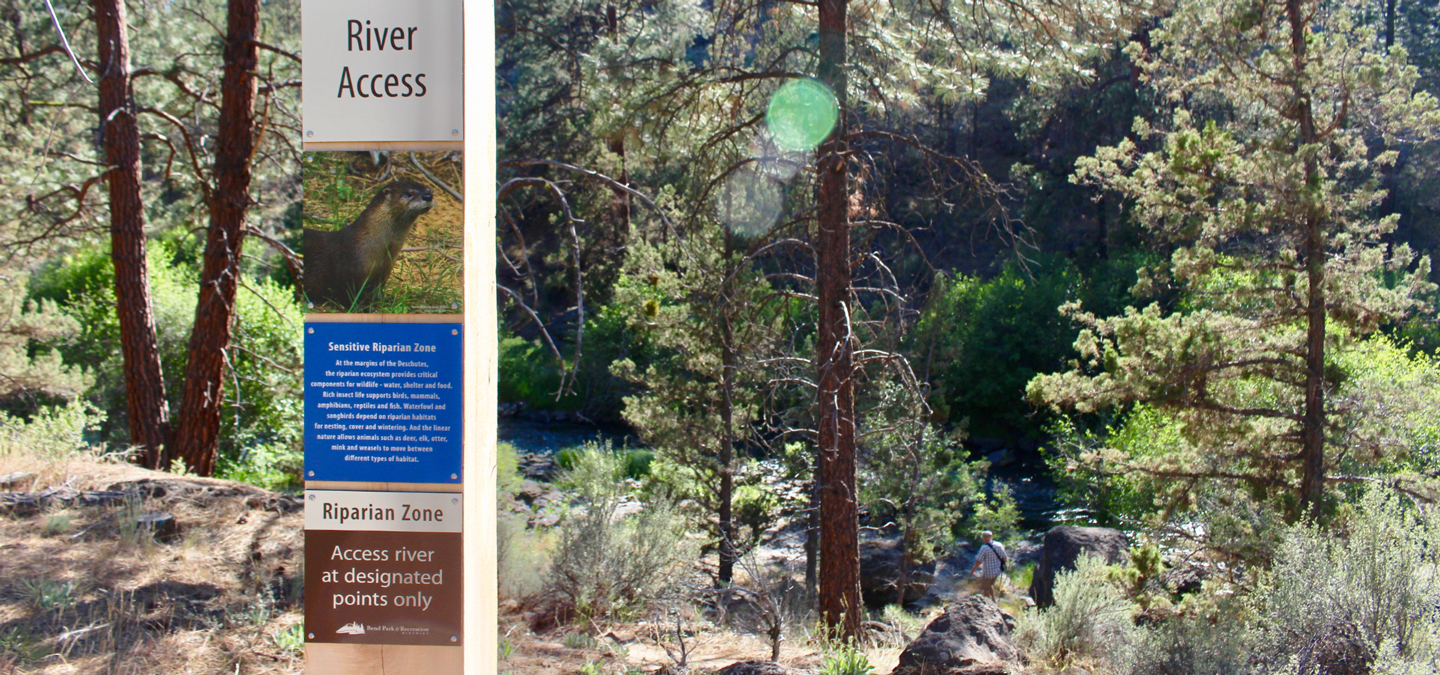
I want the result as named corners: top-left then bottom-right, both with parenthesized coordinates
top-left (17, 577), bottom-right (78, 614)
top-left (563, 632), bottom-right (600, 650)
top-left (819, 643), bottom-right (874, 675)
top-left (1011, 562), bottom-right (1037, 590)
top-left (273, 624), bottom-right (304, 655)
top-left (0, 626), bottom-right (47, 666)
top-left (41, 513), bottom-right (73, 536)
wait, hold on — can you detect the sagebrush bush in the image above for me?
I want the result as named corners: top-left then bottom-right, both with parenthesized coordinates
top-left (548, 446), bottom-right (697, 621)
top-left (498, 514), bottom-right (551, 601)
top-left (1252, 487), bottom-right (1440, 674)
top-left (1129, 609), bottom-right (1252, 675)
top-left (1014, 554), bottom-right (1136, 669)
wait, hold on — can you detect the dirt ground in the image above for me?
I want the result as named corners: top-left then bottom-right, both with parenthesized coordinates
top-left (0, 457), bottom-right (304, 675)
top-left (496, 606), bottom-right (908, 675)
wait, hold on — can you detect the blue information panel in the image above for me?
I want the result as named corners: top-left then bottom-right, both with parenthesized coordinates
top-left (305, 322), bottom-right (462, 483)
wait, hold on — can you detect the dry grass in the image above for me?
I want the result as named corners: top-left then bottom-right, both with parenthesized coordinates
top-left (497, 609), bottom-right (831, 675)
top-left (0, 455), bottom-right (304, 675)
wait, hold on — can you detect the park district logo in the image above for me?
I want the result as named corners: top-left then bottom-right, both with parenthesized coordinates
top-left (334, 621), bottom-right (432, 638)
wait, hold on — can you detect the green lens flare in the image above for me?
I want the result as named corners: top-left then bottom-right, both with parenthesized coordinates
top-left (766, 79), bottom-right (838, 152)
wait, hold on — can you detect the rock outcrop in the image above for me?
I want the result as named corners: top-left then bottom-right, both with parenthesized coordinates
top-left (714, 661), bottom-right (797, 675)
top-left (1028, 526), bottom-right (1129, 608)
top-left (892, 596), bottom-right (1019, 674)
top-left (859, 538), bottom-right (935, 607)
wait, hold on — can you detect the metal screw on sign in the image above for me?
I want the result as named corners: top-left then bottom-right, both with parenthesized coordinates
top-left (308, 471), bottom-right (315, 477)
top-left (450, 473), bottom-right (458, 480)
top-left (307, 327), bottom-right (314, 334)
top-left (306, 130), bottom-right (314, 138)
top-left (451, 329), bottom-right (458, 335)
top-left (308, 494), bottom-right (316, 500)
top-left (451, 129), bottom-right (459, 137)
top-left (450, 636), bottom-right (457, 642)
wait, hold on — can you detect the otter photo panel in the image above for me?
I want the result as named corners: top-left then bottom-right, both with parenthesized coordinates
top-left (301, 151), bottom-right (463, 315)
top-left (300, 147), bottom-right (469, 674)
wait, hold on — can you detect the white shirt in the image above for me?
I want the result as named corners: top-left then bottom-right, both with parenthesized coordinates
top-left (975, 542), bottom-right (1007, 579)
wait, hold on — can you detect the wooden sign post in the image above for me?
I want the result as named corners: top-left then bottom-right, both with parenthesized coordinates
top-left (462, 0), bottom-right (498, 671)
top-left (466, 0), bottom-right (501, 667)
top-left (299, 0), bottom-right (495, 672)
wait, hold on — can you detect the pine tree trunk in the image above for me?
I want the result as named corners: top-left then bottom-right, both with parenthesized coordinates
top-left (1287, 0), bottom-right (1327, 519)
top-left (172, 0), bottom-right (260, 476)
top-left (805, 474), bottom-right (818, 597)
top-left (815, 0), bottom-right (861, 641)
top-left (96, 0), bottom-right (169, 469)
top-left (718, 313), bottom-right (738, 585)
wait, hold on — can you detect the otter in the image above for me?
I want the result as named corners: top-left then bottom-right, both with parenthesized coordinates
top-left (304, 180), bottom-right (434, 311)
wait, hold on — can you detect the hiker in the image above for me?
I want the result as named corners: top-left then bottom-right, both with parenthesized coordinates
top-left (968, 530), bottom-right (1008, 599)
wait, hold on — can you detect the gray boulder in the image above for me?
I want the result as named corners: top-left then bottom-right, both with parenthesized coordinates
top-left (1029, 526), bottom-right (1129, 608)
top-left (1159, 561), bottom-right (1211, 595)
top-left (892, 596), bottom-right (1019, 674)
top-left (859, 538), bottom-right (935, 607)
top-left (985, 449), bottom-right (1015, 468)
top-left (1007, 537), bottom-right (1045, 567)
top-left (714, 662), bottom-right (796, 675)
top-left (1298, 621), bottom-right (1373, 675)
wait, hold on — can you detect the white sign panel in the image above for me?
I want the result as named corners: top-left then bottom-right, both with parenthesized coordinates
top-left (302, 0), bottom-right (463, 147)
top-left (306, 490), bottom-right (463, 533)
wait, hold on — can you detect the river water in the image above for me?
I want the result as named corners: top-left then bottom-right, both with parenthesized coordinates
top-left (498, 418), bottom-right (1069, 531)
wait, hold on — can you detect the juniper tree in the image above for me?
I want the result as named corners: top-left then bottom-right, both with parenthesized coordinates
top-left (1028, 0), bottom-right (1440, 519)
top-left (610, 228), bottom-right (789, 586)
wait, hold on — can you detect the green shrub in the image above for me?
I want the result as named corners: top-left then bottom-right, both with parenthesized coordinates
top-left (732, 483), bottom-right (778, 542)
top-left (555, 446), bottom-right (584, 472)
top-left (499, 334), bottom-right (566, 408)
top-left (1014, 554), bottom-right (1135, 669)
top-left (1129, 609), bottom-right (1252, 675)
top-left (0, 401), bottom-right (104, 460)
top-left (498, 514), bottom-right (551, 601)
top-left (910, 254), bottom-right (1148, 437)
top-left (622, 449), bottom-right (654, 479)
top-left (966, 483), bottom-right (1020, 543)
top-left (498, 442), bottom-right (522, 491)
top-left (27, 242), bottom-right (303, 483)
top-left (818, 643), bottom-right (874, 675)
top-left (548, 446), bottom-right (697, 621)
top-left (1252, 487), bottom-right (1440, 673)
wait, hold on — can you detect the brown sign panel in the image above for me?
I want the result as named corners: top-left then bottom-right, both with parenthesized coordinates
top-left (305, 529), bottom-right (462, 646)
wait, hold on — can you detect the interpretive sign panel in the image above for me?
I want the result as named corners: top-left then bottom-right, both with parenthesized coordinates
top-left (305, 490), bottom-right (462, 646)
top-left (305, 321), bottom-right (463, 483)
top-left (302, 0), bottom-right (463, 146)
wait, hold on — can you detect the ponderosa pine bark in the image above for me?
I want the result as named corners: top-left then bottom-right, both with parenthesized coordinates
top-left (171, 0), bottom-right (261, 476)
top-left (815, 0), bottom-right (861, 641)
top-left (1287, 0), bottom-right (1327, 520)
top-left (96, 0), bottom-right (169, 468)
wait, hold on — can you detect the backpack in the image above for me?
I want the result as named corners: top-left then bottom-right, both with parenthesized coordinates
top-left (986, 542), bottom-right (1007, 572)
